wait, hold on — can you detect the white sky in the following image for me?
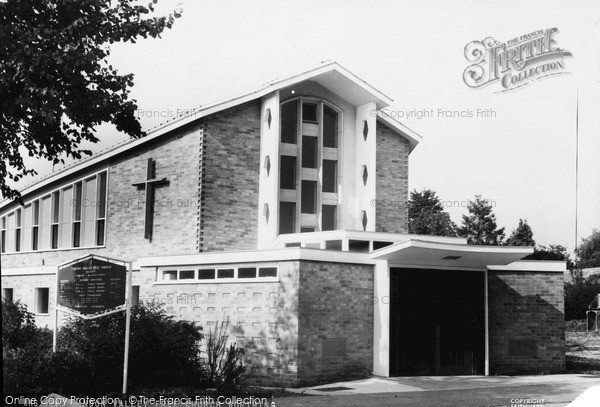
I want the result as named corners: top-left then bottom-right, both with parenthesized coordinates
top-left (13, 0), bottom-right (600, 253)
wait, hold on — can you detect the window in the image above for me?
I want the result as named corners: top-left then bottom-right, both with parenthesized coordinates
top-left (2, 288), bottom-right (13, 302)
top-left (280, 100), bottom-right (297, 144)
top-left (1, 216), bottom-right (5, 253)
top-left (198, 269), bottom-right (216, 280)
top-left (0, 171), bottom-right (107, 253)
top-left (238, 267), bottom-right (257, 278)
top-left (131, 286), bottom-right (140, 306)
top-left (258, 267), bottom-right (277, 277)
top-left (34, 287), bottom-right (49, 314)
top-left (322, 160), bottom-right (337, 193)
top-left (157, 265), bottom-right (278, 282)
top-left (179, 269), bottom-right (195, 280)
top-left (302, 103), bottom-right (318, 122)
top-left (217, 268), bottom-right (235, 279)
top-left (301, 181), bottom-right (317, 214)
top-left (162, 270), bottom-right (177, 281)
top-left (96, 172), bottom-right (107, 246)
top-left (14, 209), bottom-right (22, 252)
top-left (51, 192), bottom-right (59, 249)
top-left (280, 156), bottom-right (296, 190)
top-left (73, 181), bottom-right (82, 247)
top-left (279, 202), bottom-right (296, 235)
top-left (323, 105), bottom-right (338, 148)
top-left (301, 136), bottom-right (318, 168)
top-left (32, 200), bottom-right (39, 250)
top-left (278, 99), bottom-right (340, 234)
top-left (322, 205), bottom-right (337, 231)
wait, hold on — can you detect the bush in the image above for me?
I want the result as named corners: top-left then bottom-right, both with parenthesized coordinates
top-left (2, 299), bottom-right (55, 394)
top-left (565, 272), bottom-right (600, 320)
top-left (204, 322), bottom-right (247, 390)
top-left (57, 299), bottom-right (205, 393)
top-left (4, 300), bottom-right (249, 395)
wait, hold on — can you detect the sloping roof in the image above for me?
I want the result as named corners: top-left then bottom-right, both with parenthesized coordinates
top-left (1, 61), bottom-right (420, 209)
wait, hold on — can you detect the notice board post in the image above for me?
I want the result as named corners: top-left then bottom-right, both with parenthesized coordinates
top-left (54, 255), bottom-right (131, 394)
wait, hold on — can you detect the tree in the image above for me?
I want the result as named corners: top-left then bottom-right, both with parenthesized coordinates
top-left (505, 218), bottom-right (535, 246)
top-left (524, 244), bottom-right (575, 271)
top-left (0, 0), bottom-right (181, 201)
top-left (577, 229), bottom-right (600, 269)
top-left (408, 189), bottom-right (457, 236)
top-left (458, 195), bottom-right (505, 245)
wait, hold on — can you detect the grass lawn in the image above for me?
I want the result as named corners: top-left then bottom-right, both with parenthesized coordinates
top-left (566, 319), bottom-right (600, 374)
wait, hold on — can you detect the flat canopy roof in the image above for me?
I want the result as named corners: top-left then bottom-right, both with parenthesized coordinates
top-left (370, 239), bottom-right (534, 270)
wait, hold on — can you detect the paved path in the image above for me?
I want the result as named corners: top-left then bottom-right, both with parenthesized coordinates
top-left (272, 374), bottom-right (600, 407)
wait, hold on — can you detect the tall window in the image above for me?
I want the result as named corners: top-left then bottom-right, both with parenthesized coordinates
top-left (0, 171), bottom-right (108, 253)
top-left (15, 208), bottom-right (21, 252)
top-left (34, 287), bottom-right (49, 314)
top-left (32, 200), bottom-right (39, 250)
top-left (51, 192), bottom-right (59, 249)
top-left (279, 99), bottom-right (340, 234)
top-left (1, 216), bottom-right (5, 253)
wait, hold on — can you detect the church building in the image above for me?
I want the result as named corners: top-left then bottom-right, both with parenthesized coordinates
top-left (0, 62), bottom-right (565, 386)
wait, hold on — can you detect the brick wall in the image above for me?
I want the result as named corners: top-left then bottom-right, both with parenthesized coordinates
top-left (375, 121), bottom-right (409, 233)
top-left (1, 273), bottom-right (56, 328)
top-left (134, 260), bottom-right (300, 387)
top-left (297, 260), bottom-right (374, 385)
top-left (488, 270), bottom-right (565, 374)
top-left (201, 100), bottom-right (262, 251)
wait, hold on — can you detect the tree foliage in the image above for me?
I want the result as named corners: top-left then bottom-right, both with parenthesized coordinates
top-left (577, 229), bottom-right (600, 269)
top-left (505, 218), bottom-right (535, 246)
top-left (565, 273), bottom-right (600, 320)
top-left (2, 298), bottom-right (42, 351)
top-left (458, 195), bottom-right (505, 245)
top-left (408, 189), bottom-right (457, 237)
top-left (0, 0), bottom-right (181, 200)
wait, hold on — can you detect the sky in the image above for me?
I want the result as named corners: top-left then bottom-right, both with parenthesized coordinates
top-left (11, 0), bottom-right (600, 254)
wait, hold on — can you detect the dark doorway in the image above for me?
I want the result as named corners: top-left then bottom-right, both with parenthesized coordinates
top-left (389, 268), bottom-right (485, 376)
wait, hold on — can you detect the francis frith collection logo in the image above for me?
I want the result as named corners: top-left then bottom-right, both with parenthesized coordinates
top-left (463, 28), bottom-right (572, 92)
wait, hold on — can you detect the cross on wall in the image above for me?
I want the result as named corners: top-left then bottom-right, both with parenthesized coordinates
top-left (132, 158), bottom-right (169, 240)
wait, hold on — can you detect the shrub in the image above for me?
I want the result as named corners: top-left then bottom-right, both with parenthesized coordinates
top-left (565, 272), bottom-right (600, 320)
top-left (58, 299), bottom-right (205, 393)
top-left (204, 322), bottom-right (247, 390)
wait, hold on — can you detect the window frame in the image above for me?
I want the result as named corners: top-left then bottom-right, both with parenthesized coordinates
top-left (0, 169), bottom-right (108, 254)
top-left (278, 97), bottom-right (342, 235)
top-left (34, 287), bottom-right (50, 315)
top-left (155, 264), bottom-right (279, 284)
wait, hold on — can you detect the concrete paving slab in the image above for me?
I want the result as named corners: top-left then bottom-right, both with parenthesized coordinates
top-left (276, 374), bottom-right (600, 407)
